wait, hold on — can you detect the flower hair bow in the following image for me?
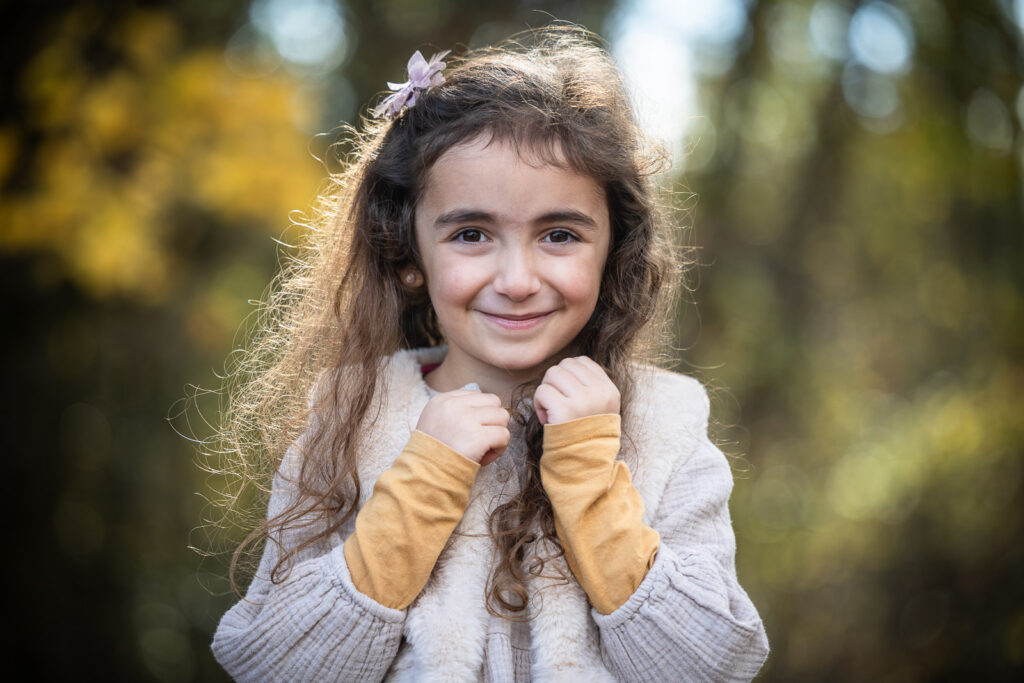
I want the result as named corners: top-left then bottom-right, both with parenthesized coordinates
top-left (372, 49), bottom-right (451, 120)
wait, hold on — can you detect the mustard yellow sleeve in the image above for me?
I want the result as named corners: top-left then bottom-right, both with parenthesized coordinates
top-left (343, 430), bottom-right (479, 610)
top-left (540, 414), bottom-right (660, 615)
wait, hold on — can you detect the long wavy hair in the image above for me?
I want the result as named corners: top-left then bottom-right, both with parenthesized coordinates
top-left (212, 25), bottom-right (687, 617)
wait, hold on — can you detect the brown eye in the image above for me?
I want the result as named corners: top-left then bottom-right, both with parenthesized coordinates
top-left (545, 229), bottom-right (577, 244)
top-left (456, 229), bottom-right (485, 243)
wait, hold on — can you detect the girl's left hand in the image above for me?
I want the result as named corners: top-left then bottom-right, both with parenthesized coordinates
top-left (533, 356), bottom-right (621, 425)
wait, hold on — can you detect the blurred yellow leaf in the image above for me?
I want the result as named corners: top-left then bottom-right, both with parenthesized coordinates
top-left (0, 7), bottom-right (324, 303)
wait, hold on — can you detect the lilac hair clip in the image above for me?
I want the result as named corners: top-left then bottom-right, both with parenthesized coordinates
top-left (372, 49), bottom-right (451, 120)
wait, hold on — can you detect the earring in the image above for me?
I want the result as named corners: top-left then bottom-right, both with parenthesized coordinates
top-left (402, 269), bottom-right (423, 287)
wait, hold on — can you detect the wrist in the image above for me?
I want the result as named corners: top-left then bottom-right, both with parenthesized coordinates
top-left (407, 430), bottom-right (481, 474)
top-left (540, 414), bottom-right (622, 492)
top-left (542, 413), bottom-right (621, 451)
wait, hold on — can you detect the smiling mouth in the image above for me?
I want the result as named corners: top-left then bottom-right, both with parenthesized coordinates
top-left (479, 311), bottom-right (553, 330)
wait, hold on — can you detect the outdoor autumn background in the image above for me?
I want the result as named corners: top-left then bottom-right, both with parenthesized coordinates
top-left (1, 0), bottom-right (1021, 680)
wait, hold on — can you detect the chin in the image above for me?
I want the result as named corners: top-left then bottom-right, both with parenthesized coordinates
top-left (485, 350), bottom-right (559, 376)
top-left (490, 358), bottom-right (545, 374)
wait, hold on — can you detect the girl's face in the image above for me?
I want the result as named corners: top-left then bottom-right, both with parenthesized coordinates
top-left (414, 135), bottom-right (610, 384)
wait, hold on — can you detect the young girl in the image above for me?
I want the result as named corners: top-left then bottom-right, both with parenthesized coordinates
top-left (211, 27), bottom-right (768, 681)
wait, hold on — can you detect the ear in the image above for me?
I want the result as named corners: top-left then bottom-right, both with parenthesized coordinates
top-left (399, 266), bottom-right (424, 288)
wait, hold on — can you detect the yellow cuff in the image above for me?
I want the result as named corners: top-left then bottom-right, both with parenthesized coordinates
top-left (543, 413), bottom-right (621, 452)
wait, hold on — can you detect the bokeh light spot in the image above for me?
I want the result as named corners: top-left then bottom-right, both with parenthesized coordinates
top-left (224, 22), bottom-right (281, 78)
top-left (645, 0), bottom-right (749, 45)
top-left (849, 2), bottom-right (915, 75)
top-left (842, 62), bottom-right (902, 129)
top-left (611, 12), bottom-right (695, 166)
top-left (966, 88), bottom-right (1014, 152)
top-left (809, 0), bottom-right (851, 61)
top-left (768, 2), bottom-right (817, 69)
top-left (250, 0), bottom-right (349, 70)
top-left (611, 0), bottom-right (752, 169)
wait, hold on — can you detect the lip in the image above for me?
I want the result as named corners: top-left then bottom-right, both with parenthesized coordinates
top-left (478, 311), bottom-right (553, 330)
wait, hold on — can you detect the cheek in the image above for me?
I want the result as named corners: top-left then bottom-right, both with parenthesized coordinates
top-left (426, 261), bottom-right (480, 308)
top-left (556, 257), bottom-right (605, 308)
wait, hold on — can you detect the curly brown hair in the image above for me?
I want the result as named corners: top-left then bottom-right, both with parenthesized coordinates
top-left (212, 24), bottom-right (687, 617)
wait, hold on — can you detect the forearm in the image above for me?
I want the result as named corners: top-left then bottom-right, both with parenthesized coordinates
top-left (540, 414), bottom-right (660, 615)
top-left (344, 429), bottom-right (479, 609)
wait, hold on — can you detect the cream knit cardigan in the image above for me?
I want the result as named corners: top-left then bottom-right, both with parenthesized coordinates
top-left (212, 347), bottom-right (769, 681)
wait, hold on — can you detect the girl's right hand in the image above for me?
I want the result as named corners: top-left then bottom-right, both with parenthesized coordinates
top-left (415, 390), bottom-right (511, 466)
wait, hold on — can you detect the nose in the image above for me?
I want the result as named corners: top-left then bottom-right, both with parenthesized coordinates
top-left (492, 244), bottom-right (541, 301)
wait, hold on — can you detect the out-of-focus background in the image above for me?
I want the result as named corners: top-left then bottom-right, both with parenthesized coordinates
top-left (1, 0), bottom-right (1021, 680)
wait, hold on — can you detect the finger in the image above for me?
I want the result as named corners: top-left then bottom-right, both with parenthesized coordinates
top-left (533, 384), bottom-right (564, 423)
top-left (473, 406), bottom-right (512, 427)
top-left (483, 424), bottom-right (511, 451)
top-left (469, 392), bottom-right (503, 407)
top-left (541, 364), bottom-right (585, 398)
top-left (564, 357), bottom-right (618, 401)
top-left (556, 357), bottom-right (595, 387)
top-left (573, 355), bottom-right (612, 383)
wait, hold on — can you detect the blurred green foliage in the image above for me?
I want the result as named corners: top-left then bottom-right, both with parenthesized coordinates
top-left (679, 2), bottom-right (1024, 679)
top-left (0, 0), bottom-right (1020, 681)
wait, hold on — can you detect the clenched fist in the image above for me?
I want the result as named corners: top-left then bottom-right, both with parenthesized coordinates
top-left (416, 390), bottom-right (511, 466)
top-left (533, 356), bottom-right (620, 425)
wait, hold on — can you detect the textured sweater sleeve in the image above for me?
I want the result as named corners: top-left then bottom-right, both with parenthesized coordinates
top-left (211, 443), bottom-right (407, 682)
top-left (540, 414), bottom-right (660, 615)
top-left (589, 378), bottom-right (770, 682)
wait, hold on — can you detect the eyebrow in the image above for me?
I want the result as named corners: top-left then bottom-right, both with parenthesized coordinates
top-left (433, 208), bottom-right (599, 230)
